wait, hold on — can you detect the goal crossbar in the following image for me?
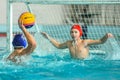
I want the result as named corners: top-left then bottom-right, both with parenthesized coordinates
top-left (9, 0), bottom-right (120, 4)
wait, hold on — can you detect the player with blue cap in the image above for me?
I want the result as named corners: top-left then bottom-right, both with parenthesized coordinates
top-left (7, 17), bottom-right (36, 63)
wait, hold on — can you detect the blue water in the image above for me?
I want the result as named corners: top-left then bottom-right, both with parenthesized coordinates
top-left (0, 50), bottom-right (120, 80)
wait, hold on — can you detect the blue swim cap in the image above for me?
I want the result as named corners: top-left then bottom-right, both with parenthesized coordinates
top-left (12, 34), bottom-right (27, 48)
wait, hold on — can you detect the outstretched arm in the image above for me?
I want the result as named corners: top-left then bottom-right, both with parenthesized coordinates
top-left (41, 32), bottom-right (67, 49)
top-left (87, 33), bottom-right (113, 45)
top-left (100, 33), bottom-right (113, 43)
top-left (18, 19), bottom-right (36, 55)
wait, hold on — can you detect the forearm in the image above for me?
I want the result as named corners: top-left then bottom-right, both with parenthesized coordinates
top-left (48, 36), bottom-right (60, 48)
top-left (41, 32), bottom-right (67, 49)
top-left (7, 52), bottom-right (17, 62)
top-left (21, 26), bottom-right (36, 44)
top-left (100, 34), bottom-right (108, 43)
top-left (88, 33), bottom-right (113, 45)
top-left (22, 27), bottom-right (34, 42)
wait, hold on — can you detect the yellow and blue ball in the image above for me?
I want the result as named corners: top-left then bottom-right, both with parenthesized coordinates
top-left (19, 12), bottom-right (35, 28)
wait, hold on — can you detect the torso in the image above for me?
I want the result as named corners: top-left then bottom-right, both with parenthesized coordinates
top-left (67, 40), bottom-right (89, 59)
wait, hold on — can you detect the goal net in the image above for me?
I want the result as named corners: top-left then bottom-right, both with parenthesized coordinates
top-left (7, 0), bottom-right (120, 56)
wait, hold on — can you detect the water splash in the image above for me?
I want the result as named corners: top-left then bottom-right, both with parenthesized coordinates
top-left (105, 38), bottom-right (120, 60)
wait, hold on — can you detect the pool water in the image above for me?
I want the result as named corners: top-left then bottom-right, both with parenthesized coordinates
top-left (0, 32), bottom-right (120, 80)
top-left (0, 51), bottom-right (120, 80)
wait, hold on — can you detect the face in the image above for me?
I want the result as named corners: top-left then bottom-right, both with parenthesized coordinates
top-left (70, 29), bottom-right (80, 40)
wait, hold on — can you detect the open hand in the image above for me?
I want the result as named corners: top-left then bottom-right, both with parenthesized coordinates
top-left (106, 33), bottom-right (114, 38)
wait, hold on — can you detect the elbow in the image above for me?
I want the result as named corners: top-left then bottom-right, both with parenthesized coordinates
top-left (100, 39), bottom-right (106, 44)
top-left (32, 42), bottom-right (37, 49)
top-left (54, 43), bottom-right (61, 49)
top-left (55, 45), bottom-right (60, 49)
top-left (56, 44), bottom-right (65, 49)
top-left (29, 41), bottom-right (37, 49)
top-left (100, 34), bottom-right (108, 44)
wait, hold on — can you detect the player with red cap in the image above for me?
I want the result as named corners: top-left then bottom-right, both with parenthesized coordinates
top-left (41, 24), bottom-right (113, 60)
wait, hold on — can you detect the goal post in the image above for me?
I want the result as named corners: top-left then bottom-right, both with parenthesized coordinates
top-left (7, 0), bottom-right (120, 54)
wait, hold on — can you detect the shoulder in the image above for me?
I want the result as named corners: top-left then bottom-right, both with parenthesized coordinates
top-left (66, 40), bottom-right (72, 44)
top-left (81, 39), bottom-right (92, 45)
top-left (14, 49), bottom-right (23, 53)
top-left (15, 48), bottom-right (27, 56)
top-left (65, 40), bottom-right (73, 47)
top-left (9, 49), bottom-right (23, 57)
top-left (82, 39), bottom-right (93, 42)
top-left (60, 40), bottom-right (72, 46)
top-left (81, 39), bottom-right (88, 43)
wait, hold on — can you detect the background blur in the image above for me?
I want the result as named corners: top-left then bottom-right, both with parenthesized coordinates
top-left (0, 0), bottom-right (6, 24)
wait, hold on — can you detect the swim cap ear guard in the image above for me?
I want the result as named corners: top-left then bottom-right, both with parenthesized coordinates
top-left (12, 34), bottom-right (27, 48)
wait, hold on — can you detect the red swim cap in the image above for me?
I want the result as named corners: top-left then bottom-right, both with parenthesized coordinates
top-left (71, 24), bottom-right (83, 36)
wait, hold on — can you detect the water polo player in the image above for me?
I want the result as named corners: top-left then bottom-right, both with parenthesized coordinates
top-left (41, 24), bottom-right (113, 60)
top-left (7, 17), bottom-right (36, 62)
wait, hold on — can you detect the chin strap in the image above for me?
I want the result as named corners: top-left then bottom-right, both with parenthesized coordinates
top-left (72, 40), bottom-right (78, 47)
top-left (72, 40), bottom-right (78, 57)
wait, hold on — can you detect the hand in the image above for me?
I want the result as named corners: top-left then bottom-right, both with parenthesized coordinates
top-left (18, 18), bottom-right (24, 29)
top-left (41, 32), bottom-right (50, 39)
top-left (106, 33), bottom-right (114, 38)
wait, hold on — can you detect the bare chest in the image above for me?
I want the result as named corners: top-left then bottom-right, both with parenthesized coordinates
top-left (69, 42), bottom-right (89, 59)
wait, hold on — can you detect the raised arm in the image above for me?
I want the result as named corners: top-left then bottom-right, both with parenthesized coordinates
top-left (18, 19), bottom-right (36, 54)
top-left (41, 32), bottom-right (67, 49)
top-left (87, 33), bottom-right (113, 45)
